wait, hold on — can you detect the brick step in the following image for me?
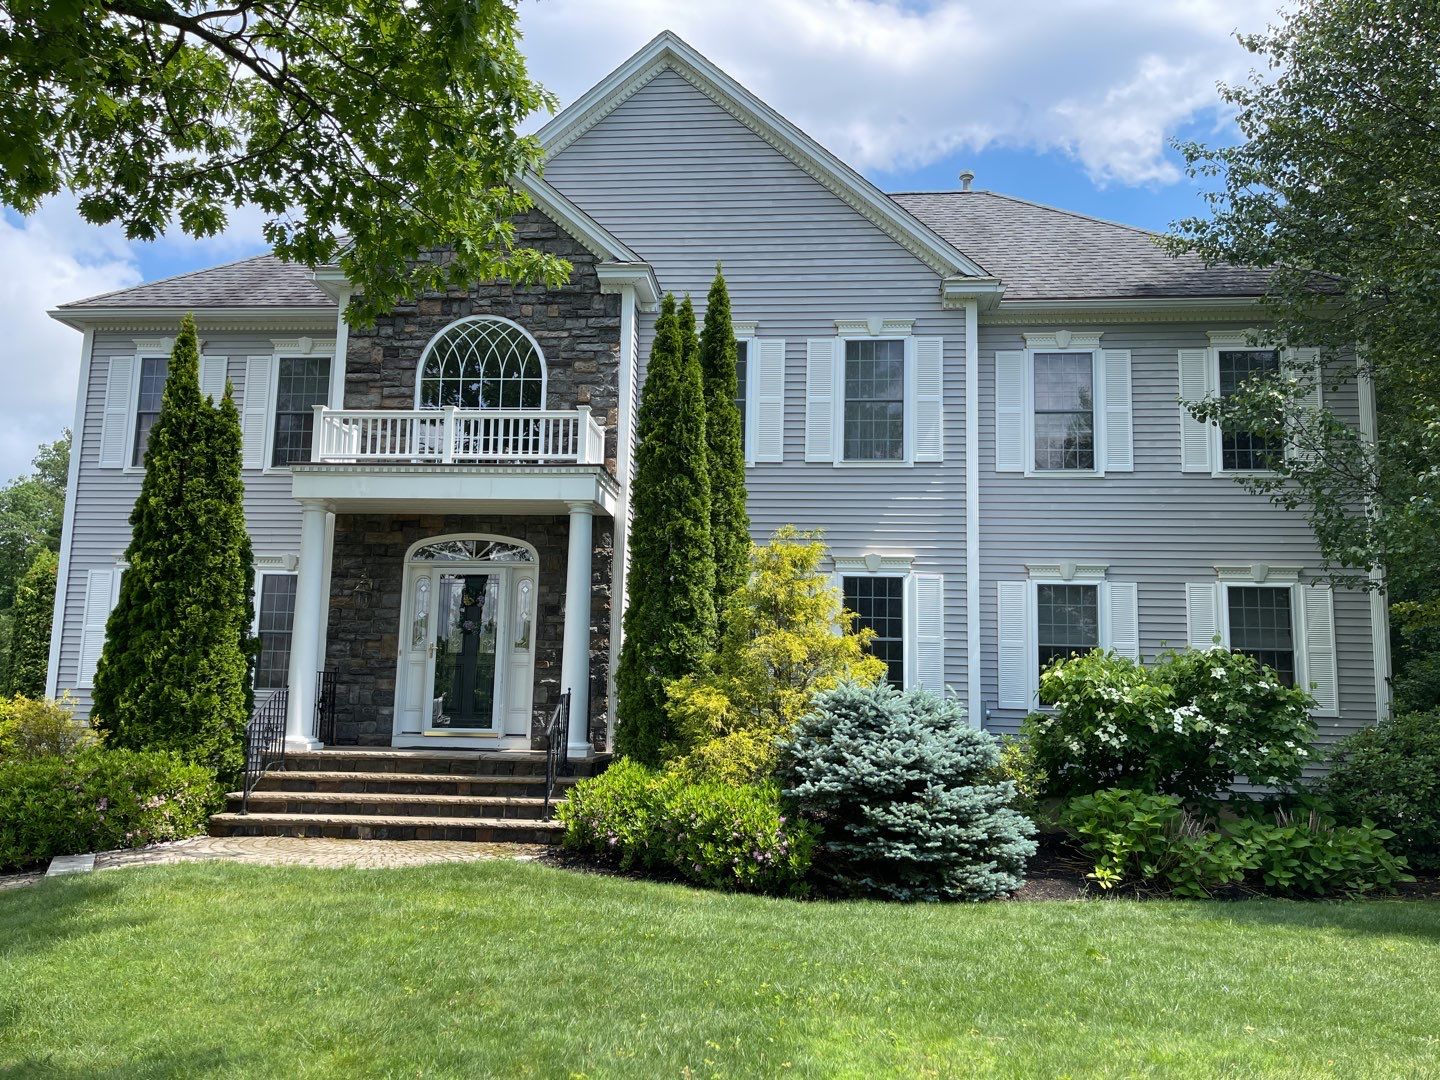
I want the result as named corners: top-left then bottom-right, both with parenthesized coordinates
top-left (255, 770), bottom-right (579, 798)
top-left (208, 812), bottom-right (564, 844)
top-left (226, 790), bottom-right (559, 820)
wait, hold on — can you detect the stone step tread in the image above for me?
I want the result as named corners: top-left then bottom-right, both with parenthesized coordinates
top-left (290, 749), bottom-right (551, 762)
top-left (260, 770), bottom-right (578, 786)
top-left (209, 812), bottom-right (563, 831)
top-left (227, 790), bottom-right (556, 808)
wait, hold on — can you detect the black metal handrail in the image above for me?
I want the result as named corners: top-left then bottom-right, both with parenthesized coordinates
top-left (241, 687), bottom-right (288, 814)
top-left (313, 669), bottom-right (337, 743)
top-left (542, 690), bottom-right (571, 820)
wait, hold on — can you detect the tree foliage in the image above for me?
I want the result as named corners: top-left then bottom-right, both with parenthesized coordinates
top-left (1166, 1), bottom-right (1440, 668)
top-left (0, 433), bottom-right (69, 610)
top-left (696, 267), bottom-right (751, 609)
top-left (92, 315), bottom-right (255, 780)
top-left (666, 527), bottom-right (885, 784)
top-left (0, 1), bottom-right (570, 324)
top-left (4, 548), bottom-right (57, 698)
top-left (615, 294), bottom-right (716, 765)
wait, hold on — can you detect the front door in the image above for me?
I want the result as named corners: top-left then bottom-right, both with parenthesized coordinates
top-left (427, 571), bottom-right (502, 731)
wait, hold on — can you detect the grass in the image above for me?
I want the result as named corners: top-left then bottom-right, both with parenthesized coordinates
top-left (1, 862), bottom-right (1438, 1078)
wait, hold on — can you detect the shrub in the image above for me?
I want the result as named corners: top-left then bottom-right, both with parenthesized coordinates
top-left (0, 747), bottom-right (221, 870)
top-left (1061, 787), bottom-right (1412, 898)
top-left (0, 695), bottom-right (98, 762)
top-left (1028, 647), bottom-right (1316, 802)
top-left (666, 729), bottom-right (780, 787)
top-left (1322, 710), bottom-right (1440, 870)
top-left (558, 758), bottom-right (815, 896)
top-left (780, 682), bottom-right (1037, 901)
top-left (991, 735), bottom-right (1048, 820)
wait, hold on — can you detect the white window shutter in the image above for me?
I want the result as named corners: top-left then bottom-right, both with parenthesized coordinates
top-left (804, 339), bottom-right (837, 462)
top-left (98, 356), bottom-right (135, 468)
top-left (242, 356), bottom-right (273, 469)
top-left (1185, 582), bottom-right (1222, 650)
top-left (1101, 349), bottom-right (1134, 472)
top-left (910, 572), bottom-right (945, 693)
top-left (913, 337), bottom-right (944, 463)
top-left (199, 355), bottom-right (228, 404)
top-left (996, 580), bottom-right (1031, 709)
top-left (994, 350), bottom-right (1026, 472)
top-left (1178, 348), bottom-right (1213, 472)
top-left (78, 567), bottom-right (121, 687)
top-left (753, 338), bottom-right (786, 463)
top-left (1106, 581), bottom-right (1140, 660)
top-left (1302, 584), bottom-right (1339, 717)
top-left (1286, 347), bottom-right (1324, 463)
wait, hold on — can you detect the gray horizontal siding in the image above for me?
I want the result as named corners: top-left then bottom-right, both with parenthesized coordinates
top-left (56, 328), bottom-right (329, 717)
top-left (545, 66), bottom-right (973, 703)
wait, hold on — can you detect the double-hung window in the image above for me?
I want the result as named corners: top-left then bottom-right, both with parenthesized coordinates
top-left (842, 574), bottom-right (906, 687)
top-left (1035, 582), bottom-right (1101, 678)
top-left (132, 356), bottom-right (168, 466)
top-left (1033, 352), bottom-right (1095, 471)
top-left (1225, 584), bottom-right (1296, 686)
top-left (734, 338), bottom-right (749, 452)
top-left (842, 339), bottom-right (906, 461)
top-left (254, 573), bottom-right (298, 690)
top-left (1216, 349), bottom-right (1283, 471)
top-left (271, 355), bottom-right (332, 467)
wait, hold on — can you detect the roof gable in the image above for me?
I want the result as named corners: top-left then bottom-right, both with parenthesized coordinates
top-left (536, 31), bottom-right (991, 281)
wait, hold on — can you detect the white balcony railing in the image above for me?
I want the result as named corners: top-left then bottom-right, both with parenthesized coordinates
top-left (310, 406), bottom-right (606, 466)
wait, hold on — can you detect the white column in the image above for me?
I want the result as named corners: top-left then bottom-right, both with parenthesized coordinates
top-left (561, 501), bottom-right (595, 760)
top-left (285, 499), bottom-right (329, 750)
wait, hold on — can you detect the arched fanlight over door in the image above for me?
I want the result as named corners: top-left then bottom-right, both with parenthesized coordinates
top-left (417, 316), bottom-right (546, 410)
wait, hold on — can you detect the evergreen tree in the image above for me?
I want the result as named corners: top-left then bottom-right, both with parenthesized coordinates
top-left (92, 315), bottom-right (255, 780)
top-left (615, 294), bottom-right (716, 765)
top-left (697, 267), bottom-right (751, 608)
top-left (3, 547), bottom-right (57, 697)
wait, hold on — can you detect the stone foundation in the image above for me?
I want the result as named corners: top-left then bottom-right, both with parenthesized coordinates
top-left (323, 513), bottom-right (613, 749)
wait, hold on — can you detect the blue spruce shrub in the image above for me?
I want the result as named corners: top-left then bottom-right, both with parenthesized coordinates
top-left (779, 681), bottom-right (1037, 900)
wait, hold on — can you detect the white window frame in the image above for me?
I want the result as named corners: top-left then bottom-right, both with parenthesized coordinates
top-left (1026, 563), bottom-right (1114, 702)
top-left (1204, 330), bottom-right (1310, 479)
top-left (833, 320), bottom-right (915, 467)
top-left (835, 553), bottom-right (916, 688)
top-left (252, 558), bottom-right (299, 690)
top-left (1022, 331), bottom-right (1105, 478)
top-left (264, 338), bottom-right (337, 474)
top-left (734, 321), bottom-right (758, 466)
top-left (1215, 565), bottom-right (1306, 687)
top-left (122, 338), bottom-right (175, 474)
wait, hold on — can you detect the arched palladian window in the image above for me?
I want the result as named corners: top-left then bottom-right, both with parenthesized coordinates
top-left (416, 316), bottom-right (546, 410)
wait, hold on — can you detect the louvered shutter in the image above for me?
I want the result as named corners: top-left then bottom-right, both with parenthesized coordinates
top-left (753, 338), bottom-right (786, 463)
top-left (1185, 582), bottom-right (1222, 650)
top-left (1178, 348), bottom-right (1213, 472)
top-left (199, 355), bottom-right (228, 404)
top-left (913, 337), bottom-right (944, 462)
top-left (910, 573), bottom-right (945, 693)
top-left (1101, 349), bottom-right (1134, 472)
top-left (1301, 584), bottom-right (1339, 717)
top-left (242, 356), bottom-right (273, 469)
top-left (1286, 347), bottom-right (1324, 463)
top-left (98, 356), bottom-right (135, 468)
top-left (805, 339), bottom-right (836, 462)
top-left (994, 350), bottom-right (1026, 472)
top-left (996, 580), bottom-right (1031, 709)
top-left (78, 567), bottom-right (121, 687)
top-left (1106, 581), bottom-right (1140, 659)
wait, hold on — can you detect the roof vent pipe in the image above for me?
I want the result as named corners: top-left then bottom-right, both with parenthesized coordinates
top-left (958, 170), bottom-right (975, 192)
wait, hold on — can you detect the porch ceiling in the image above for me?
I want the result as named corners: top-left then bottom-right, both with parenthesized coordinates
top-left (290, 463), bottom-right (619, 516)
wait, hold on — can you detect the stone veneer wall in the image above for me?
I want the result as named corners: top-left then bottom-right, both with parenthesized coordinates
top-left (343, 208), bottom-right (623, 471)
top-left (324, 513), bottom-right (613, 749)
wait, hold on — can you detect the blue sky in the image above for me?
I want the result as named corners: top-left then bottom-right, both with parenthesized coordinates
top-left (0, 0), bottom-right (1281, 483)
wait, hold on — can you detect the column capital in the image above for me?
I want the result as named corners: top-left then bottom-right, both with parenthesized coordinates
top-left (565, 500), bottom-right (596, 516)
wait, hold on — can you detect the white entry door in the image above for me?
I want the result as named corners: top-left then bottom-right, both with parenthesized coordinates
top-left (394, 546), bottom-right (537, 748)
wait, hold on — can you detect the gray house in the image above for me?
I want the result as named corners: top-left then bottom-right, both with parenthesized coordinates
top-left (45, 33), bottom-right (1390, 792)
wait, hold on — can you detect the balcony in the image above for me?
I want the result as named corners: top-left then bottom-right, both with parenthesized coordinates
top-left (310, 405), bottom-right (606, 466)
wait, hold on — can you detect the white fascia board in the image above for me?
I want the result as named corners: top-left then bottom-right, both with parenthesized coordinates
top-left (984, 296), bottom-right (1267, 324)
top-left (290, 464), bottom-right (620, 517)
top-left (941, 276), bottom-right (1005, 310)
top-left (48, 306), bottom-right (336, 331)
top-left (536, 30), bottom-right (989, 281)
top-left (595, 263), bottom-right (661, 311)
top-left (518, 173), bottom-right (641, 263)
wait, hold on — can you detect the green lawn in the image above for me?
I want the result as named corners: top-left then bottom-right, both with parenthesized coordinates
top-left (1, 862), bottom-right (1438, 1078)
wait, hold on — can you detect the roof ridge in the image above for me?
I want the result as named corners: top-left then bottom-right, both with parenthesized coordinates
top-left (59, 249), bottom-right (279, 308)
top-left (889, 189), bottom-right (1167, 242)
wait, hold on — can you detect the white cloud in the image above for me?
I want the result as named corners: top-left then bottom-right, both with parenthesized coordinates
top-left (520, 0), bottom-right (1283, 185)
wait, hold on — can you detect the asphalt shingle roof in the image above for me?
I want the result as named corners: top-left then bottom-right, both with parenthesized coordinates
top-left (891, 190), bottom-right (1270, 301)
top-left (59, 252), bottom-right (334, 310)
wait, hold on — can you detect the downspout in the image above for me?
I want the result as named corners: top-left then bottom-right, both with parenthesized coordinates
top-left (964, 299), bottom-right (982, 727)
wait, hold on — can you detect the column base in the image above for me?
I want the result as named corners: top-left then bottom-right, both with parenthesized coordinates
top-left (565, 741), bottom-right (595, 762)
top-left (285, 734), bottom-right (323, 753)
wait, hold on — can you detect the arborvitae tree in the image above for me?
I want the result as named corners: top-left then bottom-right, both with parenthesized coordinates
top-left (697, 267), bottom-right (751, 609)
top-left (92, 315), bottom-right (256, 781)
top-left (4, 547), bottom-right (57, 697)
top-left (615, 294), bottom-right (716, 765)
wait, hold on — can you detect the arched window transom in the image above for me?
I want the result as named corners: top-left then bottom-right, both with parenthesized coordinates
top-left (417, 316), bottom-right (545, 410)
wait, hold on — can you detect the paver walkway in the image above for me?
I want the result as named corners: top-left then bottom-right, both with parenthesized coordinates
top-left (0, 836), bottom-right (550, 890)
